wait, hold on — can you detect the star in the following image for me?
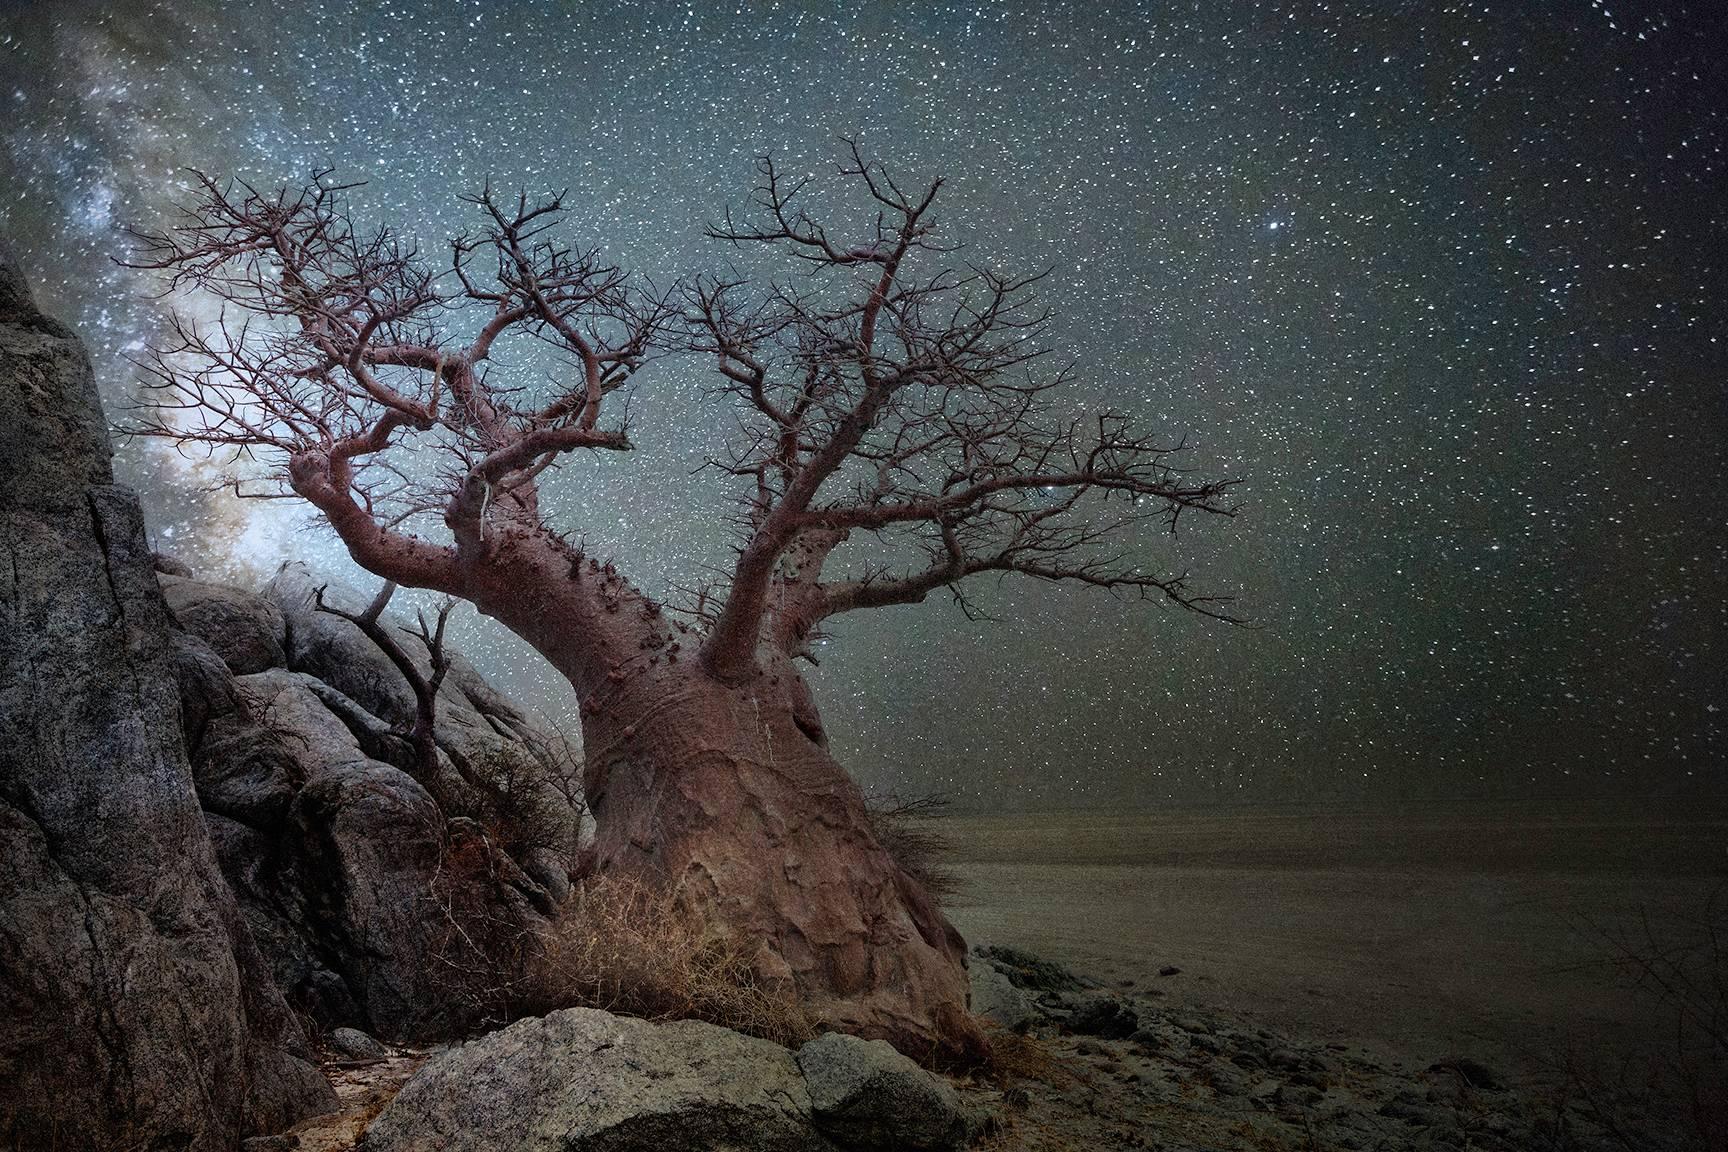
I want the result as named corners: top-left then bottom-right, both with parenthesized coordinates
top-left (0, 0), bottom-right (1719, 804)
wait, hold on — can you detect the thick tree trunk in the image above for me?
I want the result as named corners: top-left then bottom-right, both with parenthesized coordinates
top-left (455, 535), bottom-right (983, 1061)
top-left (576, 658), bottom-right (985, 1062)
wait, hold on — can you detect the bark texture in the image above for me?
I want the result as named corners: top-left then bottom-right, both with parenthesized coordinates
top-left (0, 241), bottom-right (335, 1149)
top-left (461, 534), bottom-right (983, 1062)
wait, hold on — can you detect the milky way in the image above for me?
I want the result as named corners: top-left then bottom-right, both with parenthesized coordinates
top-left (2, 1), bottom-right (1723, 807)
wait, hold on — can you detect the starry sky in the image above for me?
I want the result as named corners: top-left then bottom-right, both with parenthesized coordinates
top-left (2, 0), bottom-right (1723, 809)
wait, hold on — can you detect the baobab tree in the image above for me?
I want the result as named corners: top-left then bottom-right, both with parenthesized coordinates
top-left (125, 147), bottom-right (1238, 1062)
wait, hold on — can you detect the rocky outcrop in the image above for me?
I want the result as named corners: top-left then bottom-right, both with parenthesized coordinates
top-left (360, 1009), bottom-right (970, 1152)
top-left (164, 560), bottom-right (584, 1039)
top-left (0, 241), bottom-right (336, 1149)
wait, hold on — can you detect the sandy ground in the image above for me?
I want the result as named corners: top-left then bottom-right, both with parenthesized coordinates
top-left (941, 796), bottom-right (1728, 1087)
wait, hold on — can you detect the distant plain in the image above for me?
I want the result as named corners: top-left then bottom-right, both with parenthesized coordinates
top-left (942, 797), bottom-right (1728, 1083)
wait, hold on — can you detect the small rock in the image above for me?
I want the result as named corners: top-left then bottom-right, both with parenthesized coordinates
top-left (1380, 1099), bottom-right (1450, 1127)
top-left (1275, 1082), bottom-right (1324, 1108)
top-left (1187, 1033), bottom-right (1224, 1055)
top-left (1480, 1111), bottom-right (1516, 1136)
top-left (1209, 1064), bottom-right (1252, 1098)
top-left (327, 1026), bottom-right (386, 1061)
top-left (1427, 1055), bottom-right (1502, 1091)
top-left (1159, 965), bottom-right (1183, 977)
top-left (1172, 1015), bottom-right (1213, 1035)
top-left (241, 1137), bottom-right (300, 1151)
top-left (1068, 994), bottom-right (1139, 1040)
top-left (969, 958), bottom-right (1040, 1033)
top-left (796, 1031), bottom-right (969, 1151)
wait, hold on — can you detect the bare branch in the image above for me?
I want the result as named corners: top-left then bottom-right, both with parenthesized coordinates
top-left (691, 150), bottom-right (1240, 679)
top-left (123, 171), bottom-right (660, 586)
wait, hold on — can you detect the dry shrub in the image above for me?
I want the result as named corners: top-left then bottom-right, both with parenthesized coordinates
top-left (866, 792), bottom-right (960, 904)
top-left (521, 875), bottom-right (817, 1046)
top-left (457, 740), bottom-right (583, 860)
top-left (422, 828), bottom-right (547, 1030)
top-left (978, 1026), bottom-right (1081, 1092)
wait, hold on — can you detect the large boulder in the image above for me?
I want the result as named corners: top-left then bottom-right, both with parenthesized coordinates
top-left (796, 1032), bottom-right (970, 1151)
top-left (0, 240), bottom-right (336, 1149)
top-left (271, 761), bottom-right (554, 1037)
top-left (361, 1008), bottom-right (833, 1151)
top-left (166, 561), bottom-right (585, 1040)
top-left (160, 571), bottom-right (288, 673)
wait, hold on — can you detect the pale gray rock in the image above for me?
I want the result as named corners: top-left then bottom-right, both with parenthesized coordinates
top-left (969, 957), bottom-right (1040, 1033)
top-left (329, 1027), bottom-right (388, 1061)
top-left (264, 564), bottom-right (422, 727)
top-left (0, 239), bottom-right (335, 1150)
top-left (795, 1032), bottom-right (969, 1151)
top-left (361, 1008), bottom-right (834, 1151)
top-left (235, 668), bottom-right (372, 776)
top-left (263, 561), bottom-right (582, 848)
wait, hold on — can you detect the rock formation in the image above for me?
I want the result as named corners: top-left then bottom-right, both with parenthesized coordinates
top-left (164, 560), bottom-right (584, 1039)
top-left (0, 240), bottom-right (336, 1149)
top-left (359, 1008), bottom-right (972, 1152)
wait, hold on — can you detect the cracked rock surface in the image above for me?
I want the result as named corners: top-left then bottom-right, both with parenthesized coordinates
top-left (0, 238), bottom-right (336, 1150)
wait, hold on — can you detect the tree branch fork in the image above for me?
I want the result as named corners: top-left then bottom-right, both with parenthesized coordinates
top-left (122, 145), bottom-right (1242, 691)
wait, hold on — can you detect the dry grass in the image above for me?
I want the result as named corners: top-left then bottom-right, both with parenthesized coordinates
top-left (978, 1026), bottom-right (1079, 1089)
top-left (519, 875), bottom-right (818, 1046)
top-left (423, 787), bottom-right (956, 1048)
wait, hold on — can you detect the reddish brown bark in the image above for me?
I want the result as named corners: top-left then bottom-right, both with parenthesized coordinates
top-left (582, 664), bottom-right (978, 1060)
top-left (446, 521), bottom-right (984, 1060)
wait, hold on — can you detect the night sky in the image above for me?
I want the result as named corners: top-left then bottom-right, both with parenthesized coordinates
top-left (2, 1), bottom-right (1723, 808)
